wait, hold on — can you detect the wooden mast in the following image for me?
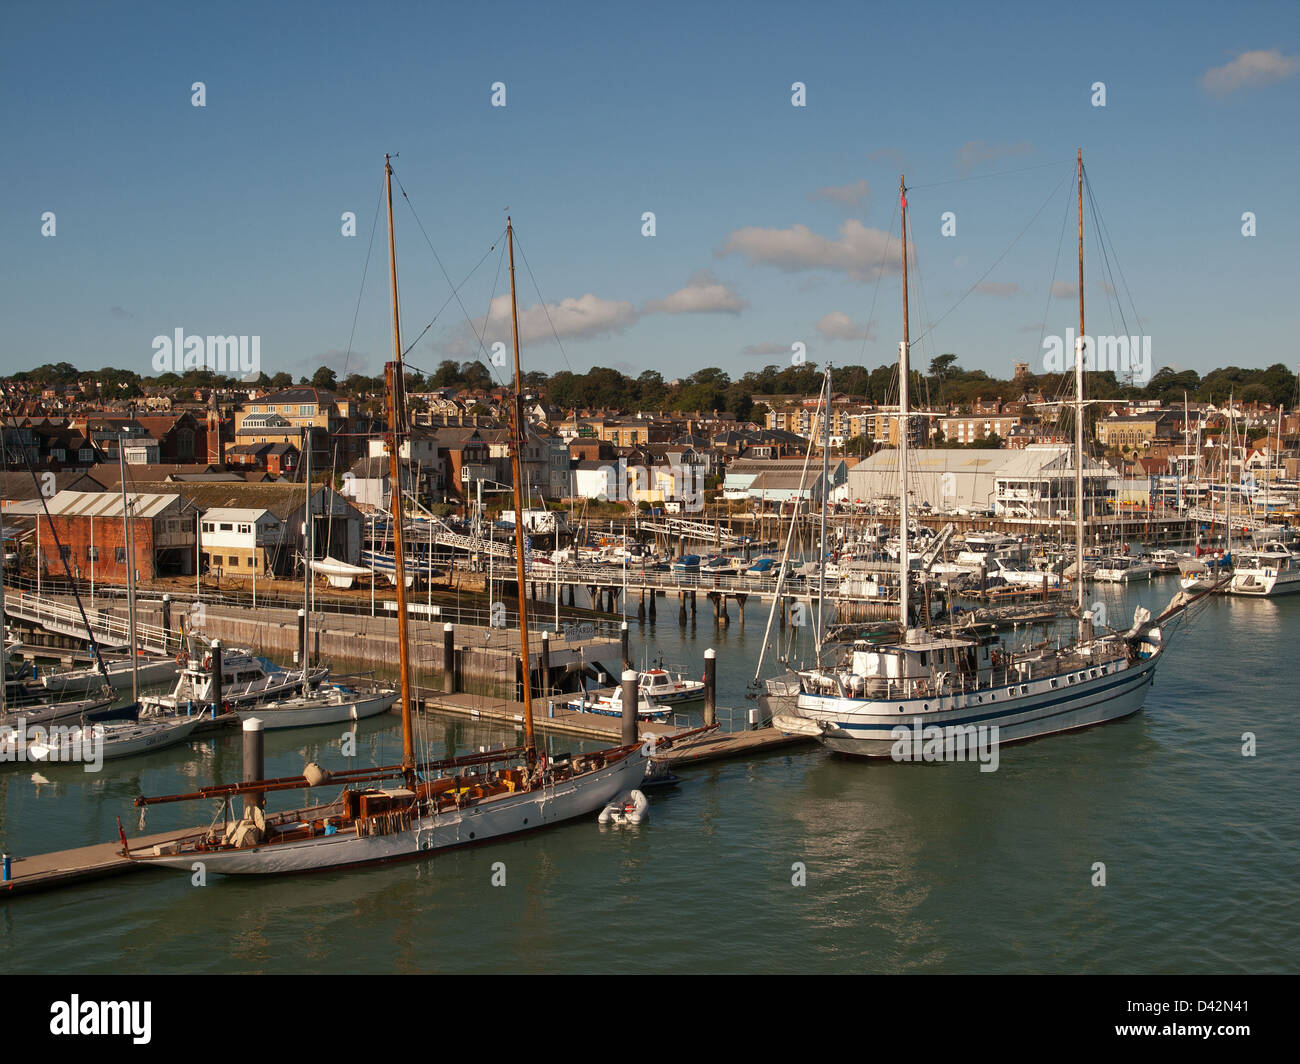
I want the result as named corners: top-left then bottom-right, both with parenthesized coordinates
top-left (898, 174), bottom-right (910, 634)
top-left (1075, 148), bottom-right (1087, 635)
top-left (119, 439), bottom-right (139, 702)
top-left (384, 154), bottom-right (416, 778)
top-left (505, 217), bottom-right (537, 767)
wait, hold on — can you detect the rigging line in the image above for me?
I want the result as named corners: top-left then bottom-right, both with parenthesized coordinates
top-left (907, 159), bottom-right (1067, 191)
top-left (1084, 172), bottom-right (1142, 346)
top-left (858, 197), bottom-right (898, 367)
top-left (341, 176), bottom-right (387, 384)
top-left (912, 165), bottom-right (1072, 345)
top-left (1082, 174), bottom-right (1125, 343)
top-left (1, 406), bottom-right (112, 684)
top-left (1038, 175), bottom-right (1078, 408)
top-left (478, 236), bottom-right (508, 387)
top-left (1084, 170), bottom-right (1143, 334)
top-left (511, 230), bottom-right (579, 380)
top-left (392, 167), bottom-right (501, 363)
top-left (401, 234), bottom-right (505, 361)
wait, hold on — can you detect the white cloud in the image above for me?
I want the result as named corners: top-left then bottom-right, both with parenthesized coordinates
top-left (956, 140), bottom-right (1033, 173)
top-left (812, 179), bottom-right (871, 208)
top-left (1051, 281), bottom-right (1076, 300)
top-left (815, 311), bottom-right (873, 342)
top-left (1201, 49), bottom-right (1300, 94)
top-left (976, 282), bottom-right (1019, 297)
top-left (478, 292), bottom-right (639, 347)
top-left (644, 271), bottom-right (747, 315)
top-left (718, 218), bottom-right (897, 281)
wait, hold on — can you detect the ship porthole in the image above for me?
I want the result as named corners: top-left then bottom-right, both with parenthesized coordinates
top-left (469, 832), bottom-right (475, 839)
top-left (523, 818), bottom-right (528, 824)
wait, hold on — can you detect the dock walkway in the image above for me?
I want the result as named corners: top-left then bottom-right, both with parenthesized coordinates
top-left (2, 826), bottom-right (203, 897)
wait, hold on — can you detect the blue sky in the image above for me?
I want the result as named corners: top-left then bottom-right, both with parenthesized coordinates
top-left (2, 0), bottom-right (1296, 390)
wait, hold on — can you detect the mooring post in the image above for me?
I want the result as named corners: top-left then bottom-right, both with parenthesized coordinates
top-left (704, 647), bottom-right (716, 726)
top-left (161, 593), bottom-right (171, 653)
top-left (621, 668), bottom-right (638, 746)
top-left (211, 638), bottom-right (223, 718)
top-left (620, 620), bottom-right (630, 670)
top-left (540, 628), bottom-right (551, 698)
top-left (648, 590), bottom-right (657, 623)
top-left (678, 591), bottom-right (687, 626)
top-left (296, 609), bottom-right (306, 667)
top-left (638, 589), bottom-right (646, 622)
top-left (442, 621), bottom-right (455, 694)
top-left (242, 716), bottom-right (264, 816)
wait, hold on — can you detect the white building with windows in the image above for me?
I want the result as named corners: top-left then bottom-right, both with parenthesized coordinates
top-left (199, 507), bottom-right (286, 578)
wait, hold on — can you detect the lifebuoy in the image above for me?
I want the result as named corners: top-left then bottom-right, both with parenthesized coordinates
top-left (201, 652), bottom-right (212, 670)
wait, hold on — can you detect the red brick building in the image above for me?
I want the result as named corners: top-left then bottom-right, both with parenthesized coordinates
top-left (34, 490), bottom-right (196, 582)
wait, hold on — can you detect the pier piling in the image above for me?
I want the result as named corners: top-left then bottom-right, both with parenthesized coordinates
top-left (211, 638), bottom-right (223, 714)
top-left (442, 622), bottom-right (455, 694)
top-left (621, 669), bottom-right (638, 746)
top-left (704, 648), bottom-right (716, 726)
top-left (540, 629), bottom-right (551, 697)
top-left (242, 716), bottom-right (264, 815)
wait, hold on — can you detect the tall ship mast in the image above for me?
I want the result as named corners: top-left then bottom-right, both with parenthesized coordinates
top-left (771, 155), bottom-right (1200, 758)
top-left (121, 157), bottom-right (673, 875)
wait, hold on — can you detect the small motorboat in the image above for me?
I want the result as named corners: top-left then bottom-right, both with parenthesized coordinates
top-left (597, 789), bottom-right (648, 825)
top-left (566, 686), bottom-right (673, 722)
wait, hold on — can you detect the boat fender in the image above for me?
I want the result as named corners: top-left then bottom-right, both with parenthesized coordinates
top-left (303, 762), bottom-right (331, 787)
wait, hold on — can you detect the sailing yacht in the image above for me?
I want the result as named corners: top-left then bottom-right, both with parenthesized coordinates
top-left (123, 159), bottom-right (660, 875)
top-left (772, 158), bottom-right (1193, 758)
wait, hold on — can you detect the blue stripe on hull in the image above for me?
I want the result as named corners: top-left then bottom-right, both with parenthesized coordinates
top-left (799, 657), bottom-right (1159, 755)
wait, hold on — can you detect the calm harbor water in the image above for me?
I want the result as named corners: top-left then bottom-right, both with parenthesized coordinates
top-left (1, 577), bottom-right (1295, 974)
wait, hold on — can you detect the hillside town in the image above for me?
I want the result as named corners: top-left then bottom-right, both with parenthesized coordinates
top-left (1, 358), bottom-right (1297, 586)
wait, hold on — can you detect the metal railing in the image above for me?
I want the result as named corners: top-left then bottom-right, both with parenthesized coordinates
top-left (3, 577), bottom-right (625, 646)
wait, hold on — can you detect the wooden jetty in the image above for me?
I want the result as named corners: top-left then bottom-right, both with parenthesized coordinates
top-left (1, 825), bottom-right (203, 897)
top-left (1, 698), bottom-right (813, 898)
